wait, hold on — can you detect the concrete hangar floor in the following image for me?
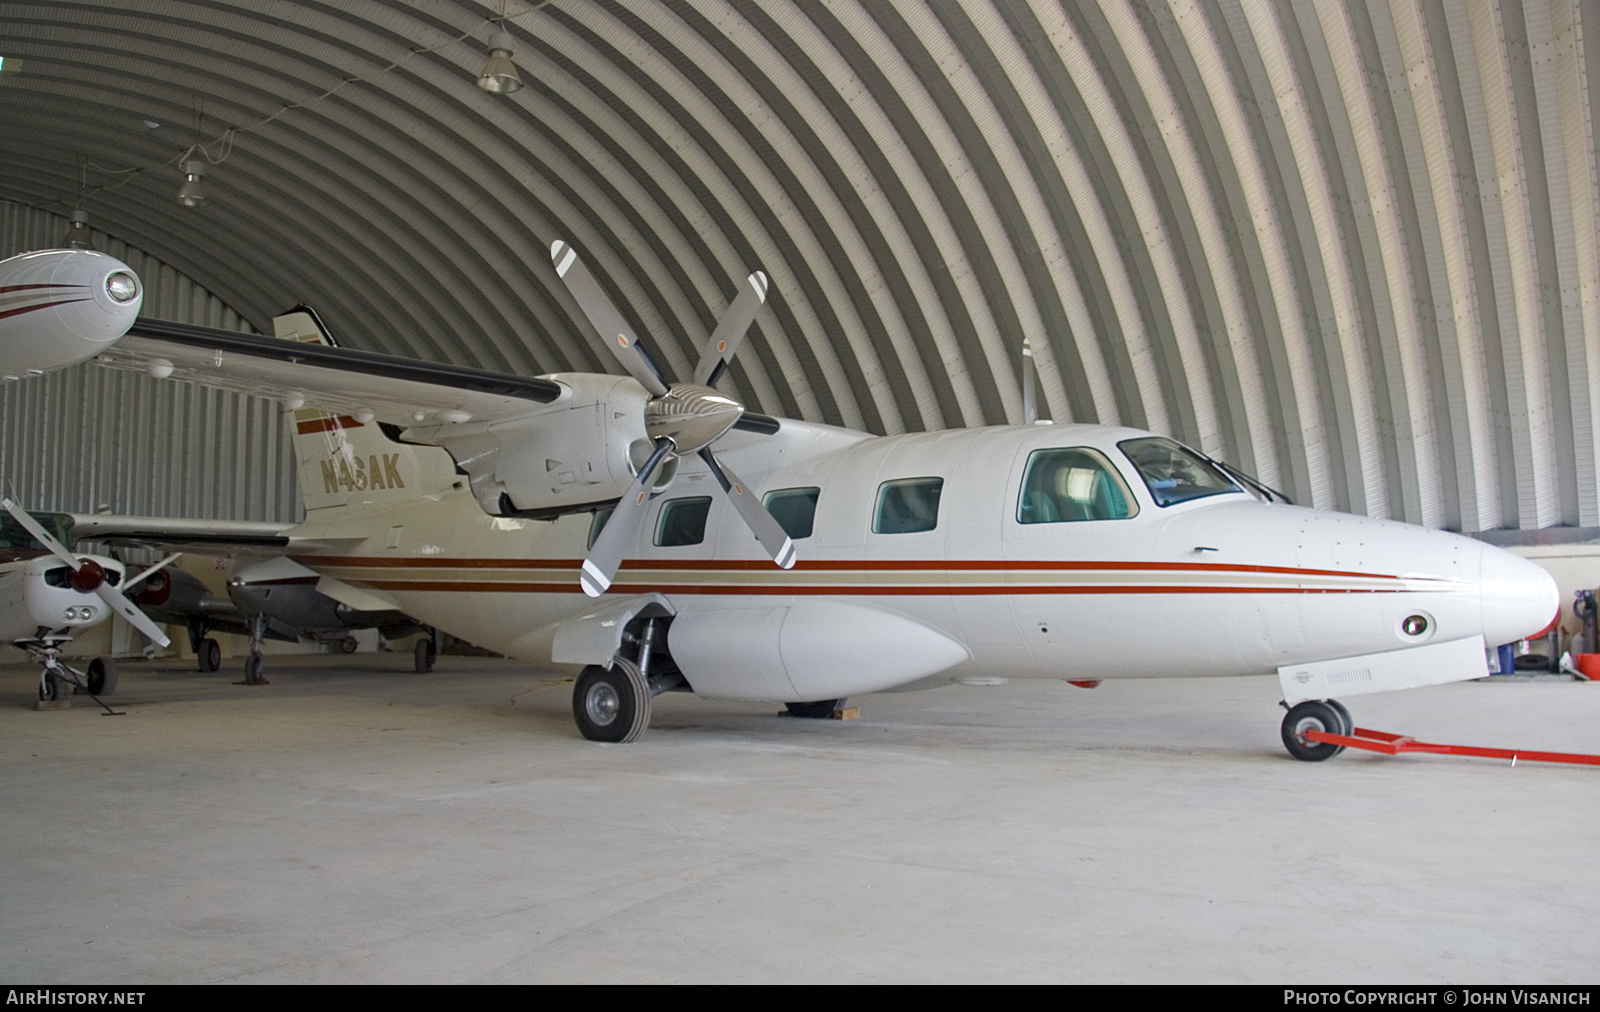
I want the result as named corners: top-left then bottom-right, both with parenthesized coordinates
top-left (1, 653), bottom-right (1595, 984)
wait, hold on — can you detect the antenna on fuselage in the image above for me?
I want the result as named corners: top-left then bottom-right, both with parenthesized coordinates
top-left (1021, 336), bottom-right (1037, 426)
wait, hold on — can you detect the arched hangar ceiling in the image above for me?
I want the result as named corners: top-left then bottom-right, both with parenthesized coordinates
top-left (2, 0), bottom-right (1599, 532)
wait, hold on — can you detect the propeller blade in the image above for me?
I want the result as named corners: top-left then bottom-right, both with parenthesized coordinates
top-left (694, 271), bottom-right (769, 387)
top-left (550, 240), bottom-right (669, 398)
top-left (1, 497), bottom-right (79, 569)
top-left (580, 438), bottom-right (675, 597)
top-left (122, 553), bottom-right (182, 591)
top-left (94, 580), bottom-right (171, 647)
top-left (697, 448), bottom-right (795, 569)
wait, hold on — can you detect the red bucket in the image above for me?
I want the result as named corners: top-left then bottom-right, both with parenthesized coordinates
top-left (1576, 654), bottom-right (1600, 681)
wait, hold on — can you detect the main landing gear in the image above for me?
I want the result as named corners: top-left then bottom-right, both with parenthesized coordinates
top-left (413, 629), bottom-right (438, 673)
top-left (197, 637), bottom-right (222, 672)
top-left (1280, 698), bottom-right (1353, 761)
top-left (572, 616), bottom-right (685, 743)
top-left (785, 699), bottom-right (846, 719)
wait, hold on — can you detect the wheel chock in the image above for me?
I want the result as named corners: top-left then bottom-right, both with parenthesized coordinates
top-left (1304, 726), bottom-right (1600, 767)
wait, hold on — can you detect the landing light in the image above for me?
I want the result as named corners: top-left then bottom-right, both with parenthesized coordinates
top-left (106, 271), bottom-right (139, 303)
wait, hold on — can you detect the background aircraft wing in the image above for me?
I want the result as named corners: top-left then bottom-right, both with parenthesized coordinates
top-left (98, 318), bottom-right (565, 430)
top-left (65, 513), bottom-right (356, 556)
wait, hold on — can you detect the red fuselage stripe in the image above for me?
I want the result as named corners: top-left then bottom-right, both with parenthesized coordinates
top-left (350, 578), bottom-right (1410, 597)
top-left (0, 297), bottom-right (89, 320)
top-left (297, 555), bottom-right (1405, 581)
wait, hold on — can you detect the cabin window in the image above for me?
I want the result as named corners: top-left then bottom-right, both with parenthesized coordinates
top-left (763, 487), bottom-right (821, 539)
top-left (655, 496), bottom-right (712, 547)
top-left (873, 477), bottom-right (943, 534)
top-left (587, 508), bottom-right (613, 550)
top-left (0, 509), bottom-right (73, 560)
top-left (1016, 448), bottom-right (1137, 523)
top-left (1118, 436), bottom-right (1240, 507)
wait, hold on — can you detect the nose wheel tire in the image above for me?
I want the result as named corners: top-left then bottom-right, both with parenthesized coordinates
top-left (242, 654), bottom-right (269, 685)
top-left (1326, 698), bottom-right (1352, 734)
top-left (39, 670), bottom-right (69, 702)
top-left (1281, 699), bottom-right (1351, 761)
top-left (573, 659), bottom-right (651, 743)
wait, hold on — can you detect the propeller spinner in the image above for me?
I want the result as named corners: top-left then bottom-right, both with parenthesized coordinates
top-left (549, 241), bottom-right (793, 596)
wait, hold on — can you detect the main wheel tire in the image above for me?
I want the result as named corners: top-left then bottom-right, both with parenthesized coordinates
top-left (572, 659), bottom-right (651, 743)
top-left (414, 638), bottom-right (436, 673)
top-left (785, 699), bottom-right (842, 719)
top-left (199, 638), bottom-right (221, 673)
top-left (243, 654), bottom-right (267, 685)
top-left (1281, 700), bottom-right (1348, 761)
top-left (87, 656), bottom-right (117, 697)
top-left (339, 636), bottom-right (358, 655)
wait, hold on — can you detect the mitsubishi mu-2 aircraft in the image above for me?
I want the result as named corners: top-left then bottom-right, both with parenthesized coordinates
top-left (0, 247), bottom-right (1560, 758)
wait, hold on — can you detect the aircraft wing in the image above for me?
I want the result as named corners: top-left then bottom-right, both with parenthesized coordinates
top-left (64, 513), bottom-right (353, 557)
top-left (91, 316), bottom-right (782, 521)
top-left (100, 319), bottom-right (565, 428)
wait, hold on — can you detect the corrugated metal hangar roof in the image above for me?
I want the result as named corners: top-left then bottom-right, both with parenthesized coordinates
top-left (2, 0), bottom-right (1598, 532)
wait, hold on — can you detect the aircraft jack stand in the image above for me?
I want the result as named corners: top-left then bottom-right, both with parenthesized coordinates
top-left (1305, 726), bottom-right (1600, 767)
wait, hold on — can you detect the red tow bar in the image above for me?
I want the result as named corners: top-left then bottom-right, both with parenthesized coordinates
top-left (1305, 727), bottom-right (1600, 767)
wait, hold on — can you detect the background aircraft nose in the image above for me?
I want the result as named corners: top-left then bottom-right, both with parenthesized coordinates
top-left (1479, 543), bottom-right (1559, 646)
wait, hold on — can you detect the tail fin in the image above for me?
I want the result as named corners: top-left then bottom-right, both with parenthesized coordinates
top-left (274, 310), bottom-right (458, 515)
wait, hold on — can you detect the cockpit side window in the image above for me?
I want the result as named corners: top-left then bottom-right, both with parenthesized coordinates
top-left (1117, 436), bottom-right (1241, 507)
top-left (1016, 448), bottom-right (1137, 524)
top-left (0, 510), bottom-right (74, 564)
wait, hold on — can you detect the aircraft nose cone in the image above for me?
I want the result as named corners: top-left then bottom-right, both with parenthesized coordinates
top-left (1479, 544), bottom-right (1559, 646)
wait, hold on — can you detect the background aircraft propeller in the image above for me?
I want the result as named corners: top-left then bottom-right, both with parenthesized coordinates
top-left (1, 497), bottom-right (173, 646)
top-left (550, 241), bottom-right (793, 596)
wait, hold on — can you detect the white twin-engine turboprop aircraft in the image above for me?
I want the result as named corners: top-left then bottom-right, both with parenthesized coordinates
top-left (0, 247), bottom-right (1560, 758)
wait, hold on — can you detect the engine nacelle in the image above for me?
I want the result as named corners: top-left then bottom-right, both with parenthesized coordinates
top-left (0, 249), bottom-right (143, 379)
top-left (407, 373), bottom-right (673, 518)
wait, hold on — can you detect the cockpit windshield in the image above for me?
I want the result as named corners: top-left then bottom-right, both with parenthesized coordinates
top-left (0, 510), bottom-right (73, 563)
top-left (1117, 436), bottom-right (1242, 507)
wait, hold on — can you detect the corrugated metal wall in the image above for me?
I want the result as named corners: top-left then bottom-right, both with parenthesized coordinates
top-left (4, 0), bottom-right (1598, 534)
top-left (0, 201), bottom-right (300, 522)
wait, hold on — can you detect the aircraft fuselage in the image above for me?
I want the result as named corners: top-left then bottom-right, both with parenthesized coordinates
top-left (287, 419), bottom-right (1556, 704)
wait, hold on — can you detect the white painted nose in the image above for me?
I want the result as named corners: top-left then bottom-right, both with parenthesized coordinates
top-left (1478, 544), bottom-right (1559, 646)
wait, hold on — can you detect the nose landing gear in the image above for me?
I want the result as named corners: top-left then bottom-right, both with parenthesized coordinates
top-left (17, 636), bottom-right (123, 715)
top-left (1280, 699), bottom-right (1352, 761)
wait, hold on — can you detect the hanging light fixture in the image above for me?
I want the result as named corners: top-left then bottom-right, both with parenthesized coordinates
top-left (477, 28), bottom-right (523, 94)
top-left (59, 209), bottom-right (94, 249)
top-left (176, 159), bottom-right (207, 207)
